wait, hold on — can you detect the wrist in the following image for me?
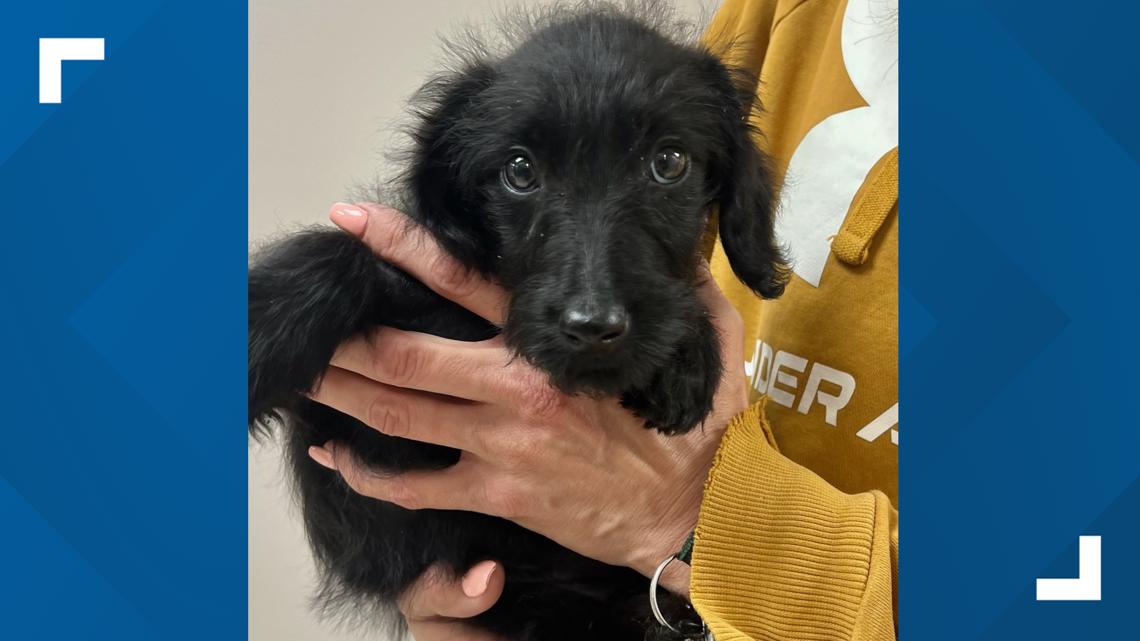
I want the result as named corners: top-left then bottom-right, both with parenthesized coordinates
top-left (629, 499), bottom-right (699, 586)
top-left (656, 557), bottom-right (692, 599)
top-left (627, 417), bottom-right (723, 590)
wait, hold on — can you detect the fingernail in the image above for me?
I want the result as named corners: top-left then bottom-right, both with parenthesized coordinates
top-left (461, 561), bottom-right (497, 598)
top-left (329, 202), bottom-right (368, 237)
top-left (308, 446), bottom-right (336, 470)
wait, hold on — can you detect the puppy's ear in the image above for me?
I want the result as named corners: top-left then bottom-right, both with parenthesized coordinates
top-left (407, 64), bottom-right (498, 273)
top-left (713, 71), bottom-right (790, 299)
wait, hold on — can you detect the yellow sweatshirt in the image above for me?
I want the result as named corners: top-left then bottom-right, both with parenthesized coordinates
top-left (692, 0), bottom-right (899, 638)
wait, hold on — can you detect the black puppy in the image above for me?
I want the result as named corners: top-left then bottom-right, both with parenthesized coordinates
top-left (250, 4), bottom-right (787, 640)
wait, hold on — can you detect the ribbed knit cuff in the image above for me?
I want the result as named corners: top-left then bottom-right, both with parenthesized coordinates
top-left (690, 401), bottom-right (886, 641)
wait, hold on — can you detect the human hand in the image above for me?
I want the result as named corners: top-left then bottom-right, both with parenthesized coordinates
top-left (398, 561), bottom-right (507, 641)
top-left (307, 202), bottom-right (749, 594)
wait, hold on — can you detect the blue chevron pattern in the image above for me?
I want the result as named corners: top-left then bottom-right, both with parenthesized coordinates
top-left (0, 1), bottom-right (246, 639)
top-left (904, 0), bottom-right (1140, 638)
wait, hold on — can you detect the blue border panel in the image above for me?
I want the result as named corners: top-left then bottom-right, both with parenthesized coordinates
top-left (904, 0), bottom-right (1140, 639)
top-left (0, 2), bottom-right (247, 639)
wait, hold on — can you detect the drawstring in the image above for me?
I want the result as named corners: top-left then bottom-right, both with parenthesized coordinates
top-left (832, 147), bottom-right (899, 266)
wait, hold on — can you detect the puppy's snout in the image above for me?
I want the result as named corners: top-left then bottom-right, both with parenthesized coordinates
top-left (559, 299), bottom-right (629, 349)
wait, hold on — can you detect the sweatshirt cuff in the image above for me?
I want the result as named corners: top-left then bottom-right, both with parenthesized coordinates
top-left (690, 401), bottom-right (882, 640)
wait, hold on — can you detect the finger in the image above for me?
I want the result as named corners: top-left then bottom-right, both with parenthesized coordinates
top-left (330, 329), bottom-right (531, 405)
top-left (695, 265), bottom-right (750, 413)
top-left (696, 267), bottom-right (743, 348)
top-left (329, 202), bottom-right (509, 325)
top-left (313, 445), bottom-right (491, 513)
top-left (400, 561), bottom-right (505, 621)
top-left (310, 366), bottom-right (493, 453)
top-left (695, 262), bottom-right (743, 329)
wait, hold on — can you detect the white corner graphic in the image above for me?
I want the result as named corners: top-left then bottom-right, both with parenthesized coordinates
top-left (39, 38), bottom-right (105, 104)
top-left (1036, 535), bottom-right (1102, 601)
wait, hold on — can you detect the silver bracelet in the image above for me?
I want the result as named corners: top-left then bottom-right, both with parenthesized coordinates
top-left (649, 554), bottom-right (713, 640)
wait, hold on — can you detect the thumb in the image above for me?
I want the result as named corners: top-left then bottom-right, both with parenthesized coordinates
top-left (696, 261), bottom-right (742, 326)
top-left (400, 561), bottom-right (505, 621)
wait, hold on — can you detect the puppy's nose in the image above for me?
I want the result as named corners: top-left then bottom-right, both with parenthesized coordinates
top-left (560, 302), bottom-right (630, 348)
top-left (560, 305), bottom-right (629, 347)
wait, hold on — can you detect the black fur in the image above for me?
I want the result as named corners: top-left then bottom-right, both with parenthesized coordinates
top-left (250, 4), bottom-right (787, 640)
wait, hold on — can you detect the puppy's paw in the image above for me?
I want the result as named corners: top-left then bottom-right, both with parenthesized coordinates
top-left (622, 321), bottom-right (721, 434)
top-left (623, 388), bottom-right (713, 435)
top-left (248, 229), bottom-right (386, 429)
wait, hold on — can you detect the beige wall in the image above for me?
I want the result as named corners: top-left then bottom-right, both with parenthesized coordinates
top-left (249, 1), bottom-right (713, 639)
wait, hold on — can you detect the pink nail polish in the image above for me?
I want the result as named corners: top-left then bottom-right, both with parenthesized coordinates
top-left (329, 202), bottom-right (368, 237)
top-left (462, 561), bottom-right (497, 598)
top-left (308, 446), bottom-right (336, 470)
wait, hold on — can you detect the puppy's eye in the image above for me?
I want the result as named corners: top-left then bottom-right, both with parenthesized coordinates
top-left (502, 154), bottom-right (539, 193)
top-left (651, 147), bottom-right (689, 184)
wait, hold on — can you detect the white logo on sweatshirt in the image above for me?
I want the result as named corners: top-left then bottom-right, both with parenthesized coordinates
top-left (775, 0), bottom-right (898, 287)
top-left (745, 340), bottom-right (856, 426)
top-left (745, 339), bottom-right (897, 446)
